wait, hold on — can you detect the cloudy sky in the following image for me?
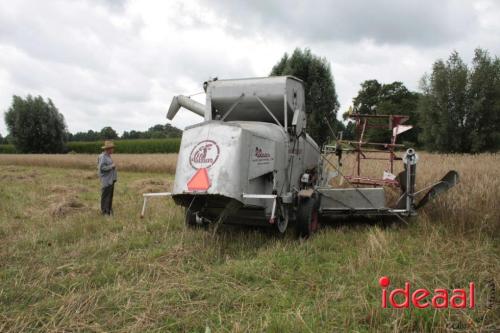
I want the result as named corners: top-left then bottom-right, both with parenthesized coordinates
top-left (1, 0), bottom-right (499, 136)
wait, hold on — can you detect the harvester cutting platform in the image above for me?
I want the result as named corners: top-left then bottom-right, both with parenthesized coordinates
top-left (141, 76), bottom-right (458, 237)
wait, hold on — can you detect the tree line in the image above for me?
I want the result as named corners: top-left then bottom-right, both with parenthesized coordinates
top-left (419, 49), bottom-right (500, 153)
top-left (1, 95), bottom-right (182, 153)
top-left (68, 124), bottom-right (182, 142)
top-left (0, 124), bottom-right (182, 146)
top-left (272, 47), bottom-right (499, 153)
top-left (2, 47), bottom-right (499, 153)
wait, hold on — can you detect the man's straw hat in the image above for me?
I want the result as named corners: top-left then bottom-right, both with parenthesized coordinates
top-left (101, 140), bottom-right (115, 150)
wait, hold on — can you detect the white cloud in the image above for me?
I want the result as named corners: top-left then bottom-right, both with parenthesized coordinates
top-left (0, 0), bottom-right (499, 137)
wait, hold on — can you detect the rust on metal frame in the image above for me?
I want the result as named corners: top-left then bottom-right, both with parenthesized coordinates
top-left (342, 113), bottom-right (410, 188)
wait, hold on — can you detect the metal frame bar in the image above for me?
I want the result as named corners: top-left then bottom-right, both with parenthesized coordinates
top-left (221, 95), bottom-right (244, 121)
top-left (141, 192), bottom-right (172, 218)
top-left (344, 176), bottom-right (399, 187)
top-left (346, 114), bottom-right (409, 185)
top-left (255, 96), bottom-right (283, 128)
top-left (406, 159), bottom-right (411, 212)
top-left (283, 93), bottom-right (287, 132)
top-left (361, 157), bottom-right (395, 161)
top-left (338, 140), bottom-right (404, 147)
top-left (242, 193), bottom-right (278, 223)
top-left (412, 181), bottom-right (443, 196)
top-left (242, 194), bottom-right (277, 199)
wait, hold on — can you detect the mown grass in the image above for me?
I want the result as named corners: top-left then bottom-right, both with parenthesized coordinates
top-left (0, 154), bottom-right (499, 332)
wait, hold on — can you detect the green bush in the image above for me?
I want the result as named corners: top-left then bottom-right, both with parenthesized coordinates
top-left (66, 138), bottom-right (181, 154)
top-left (0, 144), bottom-right (17, 154)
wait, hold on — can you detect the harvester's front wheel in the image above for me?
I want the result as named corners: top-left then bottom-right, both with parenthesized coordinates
top-left (296, 196), bottom-right (319, 239)
top-left (275, 205), bottom-right (289, 234)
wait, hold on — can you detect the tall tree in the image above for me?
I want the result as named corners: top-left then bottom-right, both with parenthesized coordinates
top-left (352, 80), bottom-right (382, 114)
top-left (100, 126), bottom-right (118, 140)
top-left (4, 95), bottom-right (67, 153)
top-left (122, 130), bottom-right (142, 140)
top-left (121, 124), bottom-right (182, 139)
top-left (270, 48), bottom-right (340, 145)
top-left (348, 80), bottom-right (420, 144)
top-left (419, 49), bottom-right (500, 153)
top-left (146, 124), bottom-right (183, 138)
top-left (467, 49), bottom-right (500, 152)
top-left (70, 130), bottom-right (101, 142)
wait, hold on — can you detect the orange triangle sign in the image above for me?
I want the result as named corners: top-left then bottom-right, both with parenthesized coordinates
top-left (187, 168), bottom-right (211, 191)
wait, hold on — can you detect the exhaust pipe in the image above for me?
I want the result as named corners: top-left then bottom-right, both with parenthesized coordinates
top-left (167, 95), bottom-right (206, 120)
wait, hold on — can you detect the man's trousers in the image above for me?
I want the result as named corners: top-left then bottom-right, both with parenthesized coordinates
top-left (101, 183), bottom-right (114, 215)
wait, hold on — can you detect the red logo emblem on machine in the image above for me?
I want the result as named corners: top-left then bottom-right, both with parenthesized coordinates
top-left (189, 140), bottom-right (220, 169)
top-left (252, 146), bottom-right (273, 166)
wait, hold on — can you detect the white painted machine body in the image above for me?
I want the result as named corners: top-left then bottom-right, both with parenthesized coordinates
top-left (167, 76), bottom-right (319, 225)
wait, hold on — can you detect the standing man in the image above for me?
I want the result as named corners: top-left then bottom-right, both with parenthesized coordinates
top-left (98, 140), bottom-right (117, 215)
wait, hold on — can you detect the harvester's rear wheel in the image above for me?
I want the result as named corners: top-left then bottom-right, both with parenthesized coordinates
top-left (296, 196), bottom-right (319, 239)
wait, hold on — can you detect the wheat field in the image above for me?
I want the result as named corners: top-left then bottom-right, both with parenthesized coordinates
top-left (0, 153), bottom-right (178, 173)
top-left (0, 152), bottom-right (498, 332)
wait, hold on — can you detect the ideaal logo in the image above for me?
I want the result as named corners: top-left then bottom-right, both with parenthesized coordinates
top-left (190, 140), bottom-right (220, 169)
top-left (379, 276), bottom-right (475, 309)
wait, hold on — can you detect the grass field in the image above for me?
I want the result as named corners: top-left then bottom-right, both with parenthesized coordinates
top-left (0, 153), bottom-right (498, 332)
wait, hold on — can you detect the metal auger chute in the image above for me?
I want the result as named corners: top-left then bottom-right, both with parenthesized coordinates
top-left (414, 170), bottom-right (460, 209)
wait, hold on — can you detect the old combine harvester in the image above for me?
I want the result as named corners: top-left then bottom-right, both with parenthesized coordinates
top-left (141, 76), bottom-right (458, 237)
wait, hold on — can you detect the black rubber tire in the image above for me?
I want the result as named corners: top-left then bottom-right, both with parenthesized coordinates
top-left (296, 196), bottom-right (319, 239)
